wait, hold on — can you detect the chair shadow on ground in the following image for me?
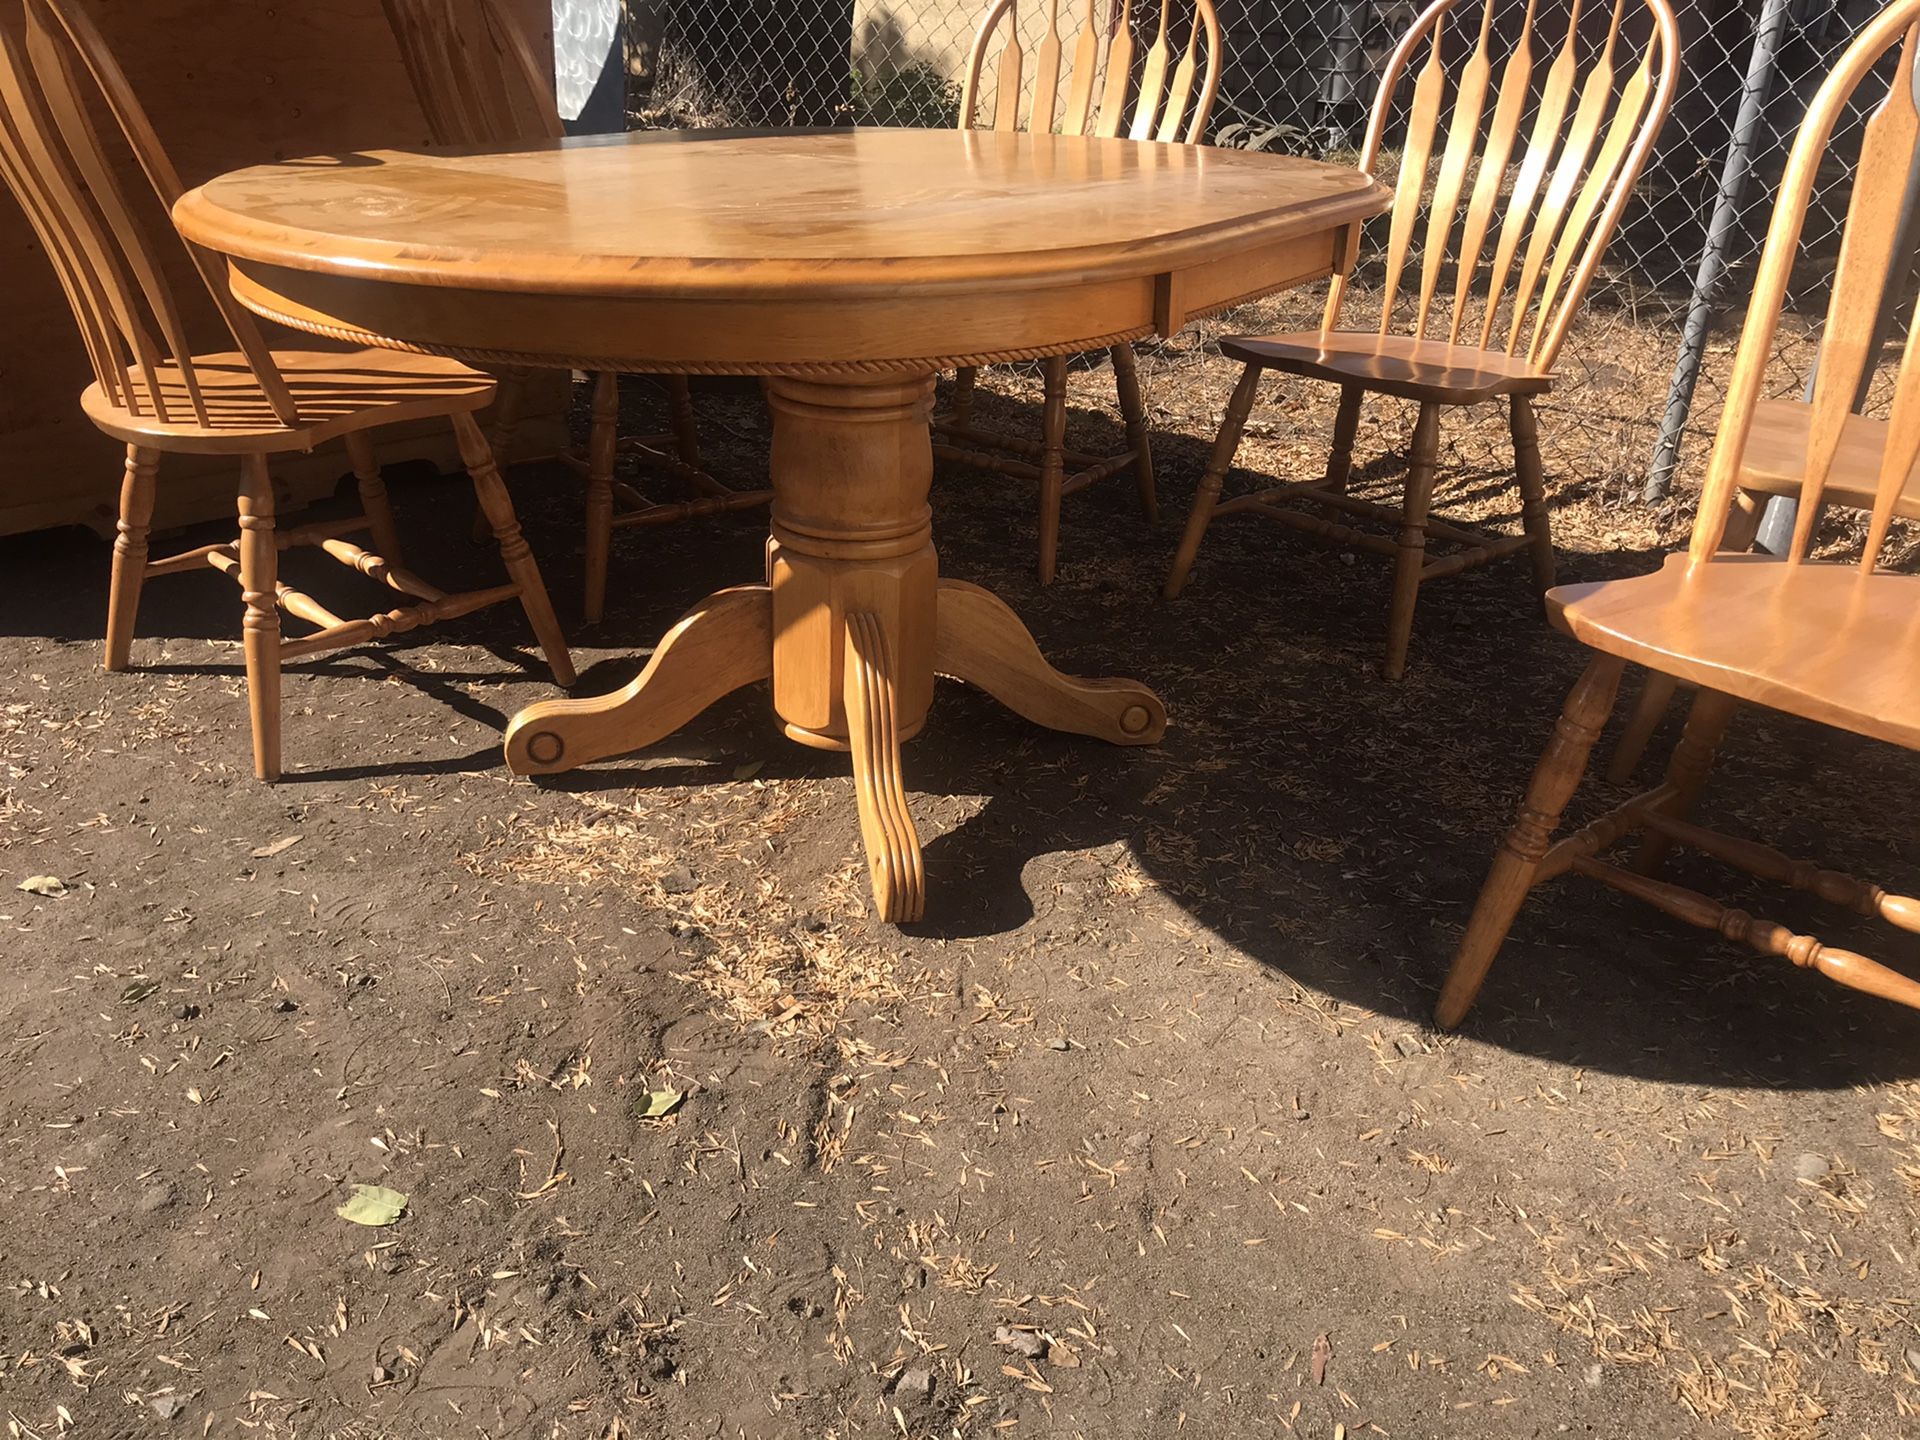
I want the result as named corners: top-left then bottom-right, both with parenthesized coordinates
top-left (7, 373), bottom-right (1919, 1094)
top-left (910, 373), bottom-right (1920, 1094)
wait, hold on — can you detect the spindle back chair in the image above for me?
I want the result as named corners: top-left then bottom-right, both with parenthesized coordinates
top-left (1334, 0), bottom-right (1674, 370)
top-left (1435, 0), bottom-right (1920, 1029)
top-left (384, 0), bottom-right (561, 148)
top-left (0, 0), bottom-right (293, 432)
top-left (1608, 427), bottom-right (1920, 785)
top-left (0, 0), bottom-right (573, 780)
top-left (958, 0), bottom-right (1221, 143)
top-left (1610, 40), bottom-right (1920, 785)
top-left (1164, 0), bottom-right (1680, 679)
top-left (381, 0), bottom-right (770, 623)
top-left (937, 0), bottom-right (1224, 585)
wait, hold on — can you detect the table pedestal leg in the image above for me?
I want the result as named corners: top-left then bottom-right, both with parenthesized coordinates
top-left (501, 372), bottom-right (1166, 923)
top-left (503, 585), bottom-right (772, 774)
top-left (844, 610), bottom-right (924, 920)
top-left (933, 579), bottom-right (1167, 744)
top-left (764, 376), bottom-right (938, 919)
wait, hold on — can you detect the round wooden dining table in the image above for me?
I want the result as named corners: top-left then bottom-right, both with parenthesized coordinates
top-left (175, 128), bottom-right (1388, 922)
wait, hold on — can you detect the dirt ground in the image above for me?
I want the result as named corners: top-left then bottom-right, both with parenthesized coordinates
top-left (4, 308), bottom-right (1919, 1440)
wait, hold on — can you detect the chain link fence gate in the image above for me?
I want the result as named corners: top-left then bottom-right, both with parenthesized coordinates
top-left (618, 0), bottom-right (1906, 511)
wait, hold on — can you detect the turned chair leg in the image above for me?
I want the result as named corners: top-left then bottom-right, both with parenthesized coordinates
top-left (342, 430), bottom-right (403, 567)
top-left (1725, 487), bottom-right (1767, 552)
top-left (236, 454), bottom-right (283, 783)
top-left (1036, 354), bottom-right (1069, 586)
top-left (105, 444), bottom-right (158, 673)
top-left (1606, 490), bottom-right (1765, 784)
top-left (1111, 342), bottom-right (1157, 522)
top-left (1164, 362), bottom-right (1261, 600)
top-left (1435, 653), bottom-right (1625, 1028)
top-left (582, 369), bottom-right (620, 624)
top-left (472, 367), bottom-right (528, 544)
top-left (666, 373), bottom-right (701, 468)
top-left (1606, 671), bottom-right (1679, 785)
top-left (1510, 394), bottom-right (1556, 595)
top-left (1633, 686), bottom-right (1738, 877)
top-left (1323, 385), bottom-right (1363, 494)
top-left (452, 411), bottom-right (576, 688)
top-left (1384, 402), bottom-right (1443, 681)
top-left (952, 365), bottom-right (978, 426)
top-left (1606, 670), bottom-right (1677, 783)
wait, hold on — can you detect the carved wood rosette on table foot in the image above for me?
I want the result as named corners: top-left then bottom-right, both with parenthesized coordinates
top-left (504, 373), bottom-right (1167, 922)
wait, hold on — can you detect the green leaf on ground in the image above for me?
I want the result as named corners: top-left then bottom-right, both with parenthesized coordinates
top-left (640, 1088), bottom-right (684, 1119)
top-left (120, 978), bottom-right (160, 1005)
top-left (335, 1184), bottom-right (408, 1227)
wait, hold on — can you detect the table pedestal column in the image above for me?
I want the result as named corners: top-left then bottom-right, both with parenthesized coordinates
top-left (765, 376), bottom-right (938, 916)
top-left (504, 372), bottom-right (1168, 924)
top-left (766, 376), bottom-right (938, 750)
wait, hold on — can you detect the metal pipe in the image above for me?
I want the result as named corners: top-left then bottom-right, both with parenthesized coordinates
top-left (552, 0), bottom-right (626, 134)
top-left (1642, 0), bottom-right (1794, 502)
top-left (1317, 0), bottom-right (1371, 151)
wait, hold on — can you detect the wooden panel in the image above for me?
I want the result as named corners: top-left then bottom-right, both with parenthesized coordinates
top-left (0, 0), bottom-right (565, 538)
top-left (1152, 232), bottom-right (1340, 333)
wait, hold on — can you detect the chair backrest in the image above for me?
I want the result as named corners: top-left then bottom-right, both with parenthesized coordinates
top-left (1693, 1), bottom-right (1920, 573)
top-left (383, 0), bottom-right (561, 148)
top-left (959, 0), bottom-right (1222, 144)
top-left (1326, 0), bottom-right (1679, 372)
top-left (0, 0), bottom-right (296, 427)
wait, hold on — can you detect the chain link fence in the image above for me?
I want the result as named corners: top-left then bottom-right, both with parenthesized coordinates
top-left (620, 0), bottom-right (1902, 505)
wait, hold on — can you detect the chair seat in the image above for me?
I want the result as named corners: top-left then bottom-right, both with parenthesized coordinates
top-left (1736, 398), bottom-right (1920, 519)
top-left (1221, 330), bottom-right (1555, 404)
top-left (82, 346), bottom-right (495, 454)
top-left (1550, 553), bottom-right (1920, 750)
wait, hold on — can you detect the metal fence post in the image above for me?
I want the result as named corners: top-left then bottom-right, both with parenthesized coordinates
top-left (1641, 0), bottom-right (1793, 502)
top-left (552, 0), bottom-right (627, 134)
top-left (1316, 0), bottom-right (1371, 150)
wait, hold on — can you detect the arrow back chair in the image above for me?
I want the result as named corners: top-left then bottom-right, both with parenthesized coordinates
top-left (1607, 421), bottom-right (1920, 782)
top-left (1436, 0), bottom-right (1920, 1030)
top-left (382, 0), bottom-right (772, 623)
top-left (0, 0), bottom-right (573, 781)
top-left (1164, 0), bottom-right (1680, 679)
top-left (939, 0), bottom-right (1223, 584)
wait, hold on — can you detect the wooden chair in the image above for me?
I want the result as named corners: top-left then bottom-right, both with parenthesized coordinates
top-left (382, 0), bottom-right (772, 623)
top-left (1606, 401), bottom-right (1920, 782)
top-left (1435, 0), bottom-right (1920, 1030)
top-left (937, 0), bottom-right (1223, 584)
top-left (1164, 0), bottom-right (1680, 679)
top-left (0, 0), bottom-right (573, 781)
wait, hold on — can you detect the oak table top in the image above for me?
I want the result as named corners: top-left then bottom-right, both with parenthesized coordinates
top-left (175, 128), bottom-right (1387, 373)
top-left (177, 128), bottom-right (1389, 922)
top-left (176, 127), bottom-right (1381, 291)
